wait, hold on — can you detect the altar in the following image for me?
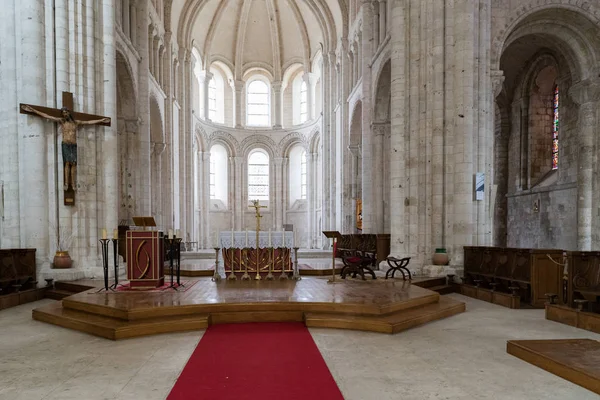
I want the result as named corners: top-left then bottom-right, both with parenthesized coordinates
top-left (219, 231), bottom-right (294, 276)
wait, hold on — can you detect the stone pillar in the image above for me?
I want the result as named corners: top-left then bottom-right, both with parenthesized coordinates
top-left (130, 5), bottom-right (137, 47)
top-left (372, 123), bottom-right (386, 232)
top-left (123, 0), bottom-right (130, 40)
top-left (234, 80), bottom-right (244, 128)
top-left (203, 72), bottom-right (213, 121)
top-left (201, 151), bottom-right (211, 248)
top-left (234, 157), bottom-right (244, 230)
top-left (389, 0), bottom-right (408, 259)
top-left (306, 153), bottom-right (315, 248)
top-left (13, 0), bottom-right (50, 263)
top-left (378, 0), bottom-right (387, 44)
top-left (569, 80), bottom-right (600, 251)
top-left (273, 158), bottom-right (284, 229)
top-left (272, 81), bottom-right (282, 128)
top-left (372, 1), bottom-right (380, 49)
top-left (361, 1), bottom-right (375, 233)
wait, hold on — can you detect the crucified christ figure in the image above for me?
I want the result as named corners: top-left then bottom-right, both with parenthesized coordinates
top-left (21, 105), bottom-right (110, 191)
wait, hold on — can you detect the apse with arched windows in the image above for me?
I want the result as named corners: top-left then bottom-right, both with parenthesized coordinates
top-left (493, 7), bottom-right (600, 251)
top-left (185, 0), bottom-right (326, 249)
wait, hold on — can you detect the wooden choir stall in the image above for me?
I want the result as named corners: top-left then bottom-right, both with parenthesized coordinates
top-left (125, 217), bottom-right (165, 289)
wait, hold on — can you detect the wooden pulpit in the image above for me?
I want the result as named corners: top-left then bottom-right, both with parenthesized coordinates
top-left (126, 217), bottom-right (165, 288)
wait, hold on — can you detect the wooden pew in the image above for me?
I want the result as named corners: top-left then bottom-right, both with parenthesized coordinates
top-left (461, 246), bottom-right (563, 308)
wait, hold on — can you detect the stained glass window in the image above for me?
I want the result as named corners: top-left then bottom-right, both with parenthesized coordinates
top-left (301, 151), bottom-right (307, 199)
top-left (552, 86), bottom-right (559, 170)
top-left (248, 151), bottom-right (269, 201)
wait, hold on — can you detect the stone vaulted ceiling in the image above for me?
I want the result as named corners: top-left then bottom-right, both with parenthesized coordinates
top-left (170, 0), bottom-right (346, 78)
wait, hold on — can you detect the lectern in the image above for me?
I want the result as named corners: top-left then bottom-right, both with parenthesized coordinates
top-left (323, 231), bottom-right (342, 283)
top-left (126, 217), bottom-right (165, 288)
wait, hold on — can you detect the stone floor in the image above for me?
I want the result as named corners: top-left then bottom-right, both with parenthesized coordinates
top-left (1, 294), bottom-right (599, 400)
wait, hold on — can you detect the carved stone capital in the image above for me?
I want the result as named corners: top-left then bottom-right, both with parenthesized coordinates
top-left (233, 156), bottom-right (244, 166)
top-left (152, 142), bottom-right (167, 155)
top-left (569, 79), bottom-right (600, 106)
top-left (348, 144), bottom-right (362, 157)
top-left (491, 70), bottom-right (505, 99)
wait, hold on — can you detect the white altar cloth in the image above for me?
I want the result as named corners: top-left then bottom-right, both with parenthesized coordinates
top-left (219, 231), bottom-right (294, 249)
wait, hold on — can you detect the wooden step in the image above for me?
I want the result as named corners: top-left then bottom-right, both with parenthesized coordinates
top-left (427, 284), bottom-right (456, 295)
top-left (32, 302), bottom-right (208, 340)
top-left (45, 289), bottom-right (76, 300)
top-left (305, 296), bottom-right (465, 334)
top-left (412, 277), bottom-right (447, 289)
top-left (54, 281), bottom-right (95, 293)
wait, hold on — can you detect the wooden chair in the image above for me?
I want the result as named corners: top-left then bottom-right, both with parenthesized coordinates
top-left (385, 257), bottom-right (411, 280)
top-left (340, 250), bottom-right (377, 280)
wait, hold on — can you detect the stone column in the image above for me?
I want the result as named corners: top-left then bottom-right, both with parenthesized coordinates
top-left (361, 1), bottom-right (375, 233)
top-left (234, 80), bottom-right (244, 128)
top-left (306, 153), bottom-right (315, 248)
top-left (273, 158), bottom-right (284, 229)
top-left (234, 157), bottom-right (244, 230)
top-left (130, 5), bottom-right (137, 47)
top-left (203, 72), bottom-right (213, 121)
top-left (389, 0), bottom-right (408, 259)
top-left (123, 0), bottom-right (130, 40)
top-left (372, 1), bottom-right (380, 49)
top-left (378, 0), bottom-right (387, 44)
top-left (11, 0), bottom-right (49, 263)
top-left (272, 81), bottom-right (282, 128)
top-left (569, 80), bottom-right (600, 251)
top-left (372, 123), bottom-right (386, 232)
top-left (201, 151), bottom-right (211, 248)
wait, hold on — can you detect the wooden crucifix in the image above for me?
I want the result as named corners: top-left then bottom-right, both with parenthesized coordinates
top-left (20, 92), bottom-right (111, 206)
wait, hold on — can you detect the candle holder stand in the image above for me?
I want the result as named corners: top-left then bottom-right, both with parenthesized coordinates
top-left (292, 247), bottom-right (301, 281)
top-left (241, 248), bottom-right (252, 281)
top-left (109, 238), bottom-right (124, 289)
top-left (96, 239), bottom-right (114, 292)
top-left (163, 237), bottom-right (183, 290)
top-left (212, 247), bottom-right (222, 282)
top-left (227, 247), bottom-right (237, 280)
top-left (265, 247), bottom-right (275, 280)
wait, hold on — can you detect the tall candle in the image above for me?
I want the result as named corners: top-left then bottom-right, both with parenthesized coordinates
top-left (168, 229), bottom-right (173, 239)
top-left (268, 229), bottom-right (272, 247)
top-left (101, 228), bottom-right (107, 239)
top-left (216, 230), bottom-right (220, 247)
top-left (231, 230), bottom-right (234, 247)
top-left (245, 230), bottom-right (249, 247)
top-left (293, 229), bottom-right (296, 248)
top-left (113, 229), bottom-right (118, 240)
top-left (175, 229), bottom-right (181, 238)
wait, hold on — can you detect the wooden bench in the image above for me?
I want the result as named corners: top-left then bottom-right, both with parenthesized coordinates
top-left (0, 249), bottom-right (37, 295)
top-left (461, 246), bottom-right (563, 308)
top-left (335, 234), bottom-right (390, 268)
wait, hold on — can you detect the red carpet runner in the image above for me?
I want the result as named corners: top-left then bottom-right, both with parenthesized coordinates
top-left (167, 322), bottom-right (345, 400)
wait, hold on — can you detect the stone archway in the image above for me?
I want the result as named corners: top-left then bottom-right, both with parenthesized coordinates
top-left (373, 59), bottom-right (391, 233)
top-left (494, 7), bottom-right (600, 250)
top-left (116, 50), bottom-right (138, 225)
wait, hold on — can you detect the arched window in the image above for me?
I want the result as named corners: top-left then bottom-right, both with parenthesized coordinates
top-left (300, 82), bottom-right (308, 123)
top-left (208, 79), bottom-right (217, 121)
top-left (552, 86), bottom-right (559, 170)
top-left (247, 80), bottom-right (270, 126)
top-left (248, 150), bottom-right (269, 202)
top-left (210, 144), bottom-right (228, 206)
top-left (288, 146), bottom-right (307, 205)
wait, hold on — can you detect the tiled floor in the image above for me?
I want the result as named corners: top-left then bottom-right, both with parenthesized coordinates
top-left (1, 294), bottom-right (600, 400)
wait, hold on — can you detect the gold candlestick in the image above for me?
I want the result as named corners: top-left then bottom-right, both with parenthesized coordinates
top-left (227, 247), bottom-right (237, 280)
top-left (241, 247), bottom-right (251, 280)
top-left (328, 237), bottom-right (337, 284)
top-left (266, 246), bottom-right (275, 280)
top-left (279, 247), bottom-right (289, 280)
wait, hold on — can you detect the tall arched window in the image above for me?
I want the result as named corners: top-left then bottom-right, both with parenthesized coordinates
top-left (552, 85), bottom-right (559, 170)
top-left (210, 144), bottom-right (228, 206)
top-left (247, 80), bottom-right (270, 126)
top-left (300, 82), bottom-right (308, 123)
top-left (288, 146), bottom-right (307, 205)
top-left (208, 79), bottom-right (217, 121)
top-left (248, 150), bottom-right (269, 202)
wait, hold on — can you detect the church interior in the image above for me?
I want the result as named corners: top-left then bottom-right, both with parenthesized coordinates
top-left (2, 0), bottom-right (600, 399)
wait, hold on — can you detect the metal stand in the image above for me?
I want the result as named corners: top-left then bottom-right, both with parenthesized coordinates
top-left (96, 239), bottom-right (114, 292)
top-left (278, 247), bottom-right (289, 280)
top-left (328, 238), bottom-right (337, 284)
top-left (109, 238), bottom-right (124, 289)
top-left (265, 247), bottom-right (275, 280)
top-left (292, 247), bottom-right (301, 280)
top-left (212, 247), bottom-right (222, 282)
top-left (241, 247), bottom-right (252, 281)
top-left (163, 237), bottom-right (182, 291)
top-left (227, 247), bottom-right (237, 280)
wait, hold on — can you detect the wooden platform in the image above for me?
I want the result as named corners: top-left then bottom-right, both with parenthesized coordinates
top-left (546, 303), bottom-right (600, 334)
top-left (507, 339), bottom-right (600, 395)
top-left (32, 277), bottom-right (465, 340)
